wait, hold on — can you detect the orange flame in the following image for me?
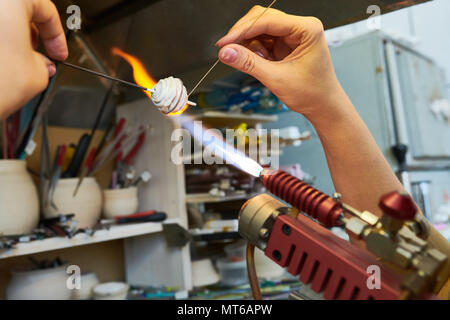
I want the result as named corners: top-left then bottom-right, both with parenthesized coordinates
top-left (112, 47), bottom-right (188, 116)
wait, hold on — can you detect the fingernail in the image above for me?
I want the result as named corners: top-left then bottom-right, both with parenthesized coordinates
top-left (219, 47), bottom-right (238, 63)
top-left (47, 64), bottom-right (56, 77)
top-left (255, 51), bottom-right (265, 59)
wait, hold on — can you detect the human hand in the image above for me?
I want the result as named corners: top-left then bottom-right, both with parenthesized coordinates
top-left (0, 0), bottom-right (68, 119)
top-left (216, 6), bottom-right (349, 124)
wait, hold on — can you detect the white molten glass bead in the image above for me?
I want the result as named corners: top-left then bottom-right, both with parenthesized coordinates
top-left (151, 77), bottom-right (188, 114)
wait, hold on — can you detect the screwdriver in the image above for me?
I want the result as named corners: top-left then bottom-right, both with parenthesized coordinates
top-left (63, 133), bottom-right (90, 178)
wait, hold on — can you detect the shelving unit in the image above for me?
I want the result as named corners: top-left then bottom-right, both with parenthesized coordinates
top-left (185, 192), bottom-right (259, 204)
top-left (0, 99), bottom-right (284, 296)
top-left (186, 111), bottom-right (277, 128)
top-left (0, 220), bottom-right (177, 260)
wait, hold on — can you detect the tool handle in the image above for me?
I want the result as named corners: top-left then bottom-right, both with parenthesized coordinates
top-left (114, 210), bottom-right (155, 221)
top-left (115, 212), bottom-right (167, 224)
top-left (124, 131), bottom-right (146, 165)
top-left (85, 147), bottom-right (97, 170)
top-left (114, 134), bottom-right (127, 162)
top-left (114, 118), bottom-right (126, 138)
top-left (62, 134), bottom-right (91, 178)
top-left (58, 145), bottom-right (67, 166)
top-left (113, 118), bottom-right (126, 163)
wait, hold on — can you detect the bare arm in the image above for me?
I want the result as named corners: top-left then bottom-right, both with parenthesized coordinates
top-left (217, 6), bottom-right (450, 295)
top-left (0, 0), bottom-right (68, 120)
top-left (216, 6), bottom-right (405, 214)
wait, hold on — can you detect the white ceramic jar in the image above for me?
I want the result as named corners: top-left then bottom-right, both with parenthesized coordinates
top-left (6, 265), bottom-right (72, 300)
top-left (103, 187), bottom-right (138, 219)
top-left (43, 177), bottom-right (102, 228)
top-left (0, 160), bottom-right (39, 235)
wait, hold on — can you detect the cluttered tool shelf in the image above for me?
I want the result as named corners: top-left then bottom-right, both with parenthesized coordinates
top-left (0, 219), bottom-right (178, 260)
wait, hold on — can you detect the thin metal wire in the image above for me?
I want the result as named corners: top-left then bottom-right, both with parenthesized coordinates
top-left (59, 61), bottom-right (153, 92)
top-left (188, 59), bottom-right (220, 96)
top-left (188, 0), bottom-right (278, 96)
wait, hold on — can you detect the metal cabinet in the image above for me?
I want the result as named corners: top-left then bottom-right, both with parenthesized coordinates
top-left (394, 47), bottom-right (450, 160)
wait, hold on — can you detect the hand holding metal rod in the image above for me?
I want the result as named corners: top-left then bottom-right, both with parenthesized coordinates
top-left (58, 61), bottom-right (153, 92)
top-left (57, 61), bottom-right (196, 107)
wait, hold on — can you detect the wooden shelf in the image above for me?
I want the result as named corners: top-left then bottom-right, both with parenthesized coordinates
top-left (186, 111), bottom-right (278, 127)
top-left (0, 220), bottom-right (178, 260)
top-left (185, 192), bottom-right (258, 204)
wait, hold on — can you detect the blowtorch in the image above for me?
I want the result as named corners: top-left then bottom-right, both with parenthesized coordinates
top-left (239, 169), bottom-right (448, 300)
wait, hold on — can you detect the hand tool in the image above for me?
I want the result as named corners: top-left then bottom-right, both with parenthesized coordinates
top-left (131, 171), bottom-right (152, 187)
top-left (62, 86), bottom-right (113, 178)
top-left (73, 147), bottom-right (97, 197)
top-left (2, 120), bottom-right (8, 159)
top-left (14, 83), bottom-right (50, 157)
top-left (4, 113), bottom-right (20, 159)
top-left (90, 125), bottom-right (128, 174)
top-left (93, 118), bottom-right (126, 167)
top-left (62, 133), bottom-right (91, 178)
top-left (16, 70), bottom-right (60, 159)
top-left (42, 114), bottom-right (52, 178)
top-left (90, 85), bottom-right (114, 140)
top-left (122, 168), bottom-right (136, 188)
top-left (39, 113), bottom-right (52, 208)
top-left (90, 126), bottom-right (148, 176)
top-left (100, 211), bottom-right (167, 227)
top-left (48, 145), bottom-right (67, 210)
top-left (14, 32), bottom-right (71, 159)
top-left (62, 144), bottom-right (76, 172)
top-left (117, 130), bottom-right (146, 185)
top-left (111, 171), bottom-right (118, 189)
top-left (90, 131), bottom-right (128, 174)
top-left (95, 120), bottom-right (115, 158)
top-left (47, 144), bottom-right (61, 205)
top-left (188, 0), bottom-right (278, 96)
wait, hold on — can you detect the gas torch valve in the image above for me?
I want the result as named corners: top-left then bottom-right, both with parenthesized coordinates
top-left (379, 191), bottom-right (417, 234)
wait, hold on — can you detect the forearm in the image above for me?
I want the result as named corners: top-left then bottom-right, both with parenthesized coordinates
top-left (307, 87), bottom-right (404, 215)
top-left (307, 87), bottom-right (450, 295)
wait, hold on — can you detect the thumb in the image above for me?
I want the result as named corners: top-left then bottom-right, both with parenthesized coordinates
top-left (218, 44), bottom-right (273, 83)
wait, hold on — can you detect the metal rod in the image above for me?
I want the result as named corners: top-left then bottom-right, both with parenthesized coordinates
top-left (188, 0), bottom-right (278, 96)
top-left (188, 59), bottom-right (220, 97)
top-left (2, 120), bottom-right (8, 159)
top-left (58, 61), bottom-right (152, 92)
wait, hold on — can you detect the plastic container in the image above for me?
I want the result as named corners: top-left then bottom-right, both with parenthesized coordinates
top-left (6, 265), bottom-right (72, 300)
top-left (216, 259), bottom-right (248, 287)
top-left (42, 177), bottom-right (102, 228)
top-left (0, 160), bottom-right (39, 235)
top-left (93, 282), bottom-right (129, 300)
top-left (103, 187), bottom-right (138, 219)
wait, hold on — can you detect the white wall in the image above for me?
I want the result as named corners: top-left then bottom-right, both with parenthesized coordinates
top-left (325, 0), bottom-right (450, 98)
